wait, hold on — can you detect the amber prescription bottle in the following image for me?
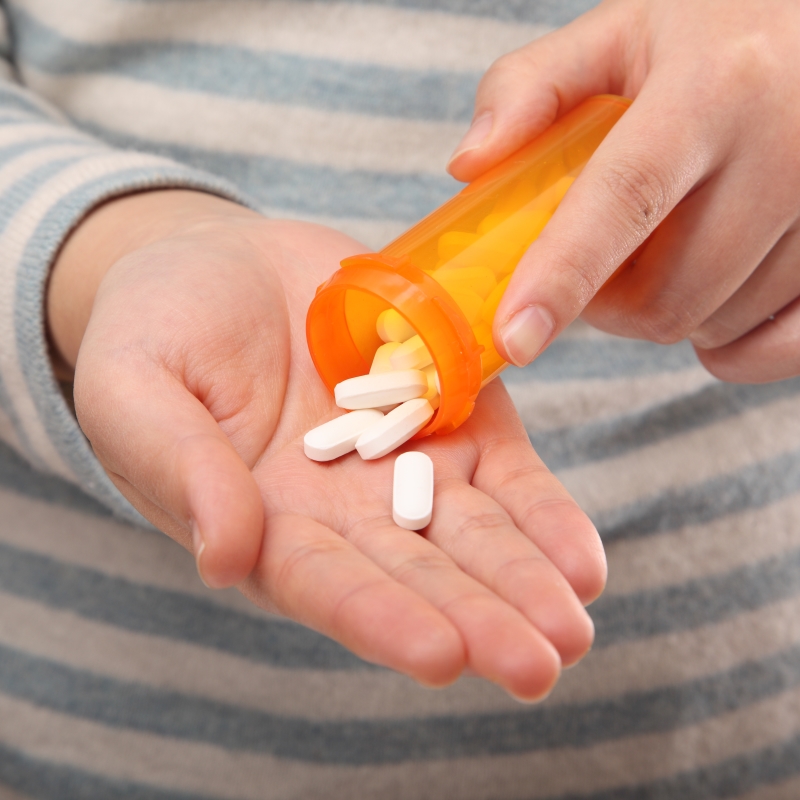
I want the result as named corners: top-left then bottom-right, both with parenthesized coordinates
top-left (306, 94), bottom-right (632, 438)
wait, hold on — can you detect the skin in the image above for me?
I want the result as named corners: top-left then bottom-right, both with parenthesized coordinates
top-left (448, 0), bottom-right (800, 383)
top-left (47, 189), bottom-right (606, 701)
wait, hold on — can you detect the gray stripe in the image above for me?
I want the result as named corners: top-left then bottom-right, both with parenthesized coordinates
top-left (1, 642), bottom-right (799, 762)
top-left (595, 449), bottom-right (800, 543)
top-left (0, 440), bottom-right (111, 517)
top-left (9, 6), bottom-right (480, 122)
top-left (593, 547), bottom-right (800, 648)
top-left (0, 743), bottom-right (209, 800)
top-left (77, 121), bottom-right (459, 221)
top-left (532, 378), bottom-right (800, 471)
top-left (502, 338), bottom-right (699, 384)
top-left (537, 735), bottom-right (800, 800)
top-left (0, 540), bottom-right (365, 669)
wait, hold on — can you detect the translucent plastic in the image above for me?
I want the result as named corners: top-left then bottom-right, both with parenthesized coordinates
top-left (307, 94), bottom-right (632, 437)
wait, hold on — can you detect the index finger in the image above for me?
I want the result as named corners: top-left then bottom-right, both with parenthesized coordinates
top-left (493, 80), bottom-right (719, 366)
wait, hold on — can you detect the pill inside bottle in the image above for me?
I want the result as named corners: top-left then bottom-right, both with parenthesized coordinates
top-left (307, 95), bottom-right (632, 440)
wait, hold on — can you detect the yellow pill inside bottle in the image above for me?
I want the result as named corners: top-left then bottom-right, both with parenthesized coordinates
top-left (307, 95), bottom-right (632, 438)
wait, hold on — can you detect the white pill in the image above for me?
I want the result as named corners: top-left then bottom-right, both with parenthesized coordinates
top-left (356, 398), bottom-right (434, 460)
top-left (334, 370), bottom-right (427, 410)
top-left (393, 451), bottom-right (434, 530)
top-left (304, 409), bottom-right (384, 462)
top-left (390, 334), bottom-right (433, 371)
top-left (376, 309), bottom-right (415, 343)
top-left (369, 341), bottom-right (401, 374)
top-left (421, 363), bottom-right (440, 410)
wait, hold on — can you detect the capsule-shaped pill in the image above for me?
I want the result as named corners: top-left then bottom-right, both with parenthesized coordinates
top-left (334, 370), bottom-right (427, 410)
top-left (304, 409), bottom-right (384, 462)
top-left (369, 341), bottom-right (401, 374)
top-left (356, 398), bottom-right (434, 460)
top-left (393, 451), bottom-right (434, 530)
top-left (390, 335), bottom-right (433, 371)
top-left (376, 309), bottom-right (415, 343)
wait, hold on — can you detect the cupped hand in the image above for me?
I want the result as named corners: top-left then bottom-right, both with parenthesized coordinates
top-left (48, 190), bottom-right (605, 699)
top-left (448, 0), bottom-right (800, 383)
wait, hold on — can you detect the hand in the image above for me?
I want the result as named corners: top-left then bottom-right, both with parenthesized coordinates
top-left (47, 190), bottom-right (605, 700)
top-left (447, 0), bottom-right (800, 383)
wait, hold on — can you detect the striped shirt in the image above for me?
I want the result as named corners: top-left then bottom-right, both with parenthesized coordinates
top-left (1, 1), bottom-right (799, 798)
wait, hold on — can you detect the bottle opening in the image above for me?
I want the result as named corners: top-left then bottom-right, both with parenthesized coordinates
top-left (307, 254), bottom-right (484, 436)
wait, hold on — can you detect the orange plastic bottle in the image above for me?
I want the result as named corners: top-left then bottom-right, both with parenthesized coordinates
top-left (307, 94), bottom-right (632, 437)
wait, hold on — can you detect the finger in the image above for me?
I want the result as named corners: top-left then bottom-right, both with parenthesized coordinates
top-left (427, 472), bottom-right (594, 669)
top-left (448, 2), bottom-right (631, 181)
top-left (467, 381), bottom-right (607, 607)
top-left (689, 227), bottom-right (800, 349)
top-left (582, 154), bottom-right (797, 346)
top-left (243, 512), bottom-right (465, 688)
top-left (75, 352), bottom-right (264, 590)
top-left (492, 77), bottom-right (721, 367)
top-left (694, 294), bottom-right (800, 383)
top-left (345, 511), bottom-right (561, 701)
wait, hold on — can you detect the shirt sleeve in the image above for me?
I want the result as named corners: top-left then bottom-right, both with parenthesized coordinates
top-left (0, 5), bottom-right (252, 524)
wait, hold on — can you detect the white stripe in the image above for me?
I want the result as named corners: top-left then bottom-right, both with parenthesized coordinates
top-left (0, 149), bottom-right (194, 477)
top-left (17, 0), bottom-right (550, 72)
top-left (1, 685), bottom-right (799, 799)
top-left (508, 366), bottom-right (716, 434)
top-left (605, 490), bottom-right (800, 596)
top-left (0, 487), bottom-right (261, 615)
top-left (0, 141), bottom-right (98, 195)
top-left (0, 407), bottom-right (24, 454)
top-left (22, 68), bottom-right (467, 175)
top-left (559, 394), bottom-right (800, 515)
top-left (0, 121), bottom-right (92, 150)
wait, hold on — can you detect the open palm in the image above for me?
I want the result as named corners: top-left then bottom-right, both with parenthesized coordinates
top-left (74, 211), bottom-right (604, 700)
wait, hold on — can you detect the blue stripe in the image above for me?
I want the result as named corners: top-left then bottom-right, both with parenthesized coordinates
top-left (0, 540), bottom-right (366, 669)
top-left (502, 338), bottom-right (699, 383)
top-left (0, 742), bottom-right (211, 800)
top-left (77, 121), bottom-right (460, 222)
top-left (1, 642), bottom-right (799, 762)
top-left (0, 84), bottom-right (58, 120)
top-left (0, 439), bottom-right (112, 517)
top-left (536, 734), bottom-right (800, 800)
top-left (594, 449), bottom-right (800, 543)
top-left (593, 546), bottom-right (800, 648)
top-left (9, 6), bottom-right (480, 122)
top-left (532, 377), bottom-right (800, 471)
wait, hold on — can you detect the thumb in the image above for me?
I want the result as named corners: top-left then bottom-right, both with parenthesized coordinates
top-left (75, 353), bottom-right (264, 590)
top-left (493, 77), bottom-right (717, 366)
top-left (447, 2), bottom-right (631, 182)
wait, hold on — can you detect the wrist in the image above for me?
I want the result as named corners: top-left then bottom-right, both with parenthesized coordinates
top-left (47, 189), bottom-right (258, 374)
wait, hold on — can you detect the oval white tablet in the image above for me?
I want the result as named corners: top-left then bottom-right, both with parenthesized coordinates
top-left (356, 398), bottom-right (434, 460)
top-left (389, 334), bottom-right (433, 371)
top-left (376, 309), bottom-right (415, 343)
top-left (369, 341), bottom-right (401, 374)
top-left (393, 451), bottom-right (434, 530)
top-left (334, 370), bottom-right (427, 410)
top-left (304, 409), bottom-right (384, 462)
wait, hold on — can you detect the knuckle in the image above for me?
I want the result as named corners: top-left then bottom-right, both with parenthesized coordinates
top-left (602, 157), bottom-right (671, 235)
top-left (634, 293), bottom-right (700, 345)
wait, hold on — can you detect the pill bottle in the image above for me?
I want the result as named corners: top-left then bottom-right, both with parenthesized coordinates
top-left (307, 94), bottom-right (632, 437)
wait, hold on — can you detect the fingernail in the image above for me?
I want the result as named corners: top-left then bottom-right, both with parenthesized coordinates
top-left (191, 520), bottom-right (211, 589)
top-left (448, 112), bottom-right (493, 166)
top-left (500, 305), bottom-right (555, 367)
